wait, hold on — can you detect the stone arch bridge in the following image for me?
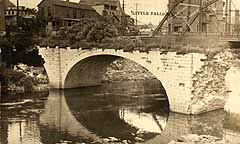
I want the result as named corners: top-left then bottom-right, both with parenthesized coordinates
top-left (39, 47), bottom-right (228, 114)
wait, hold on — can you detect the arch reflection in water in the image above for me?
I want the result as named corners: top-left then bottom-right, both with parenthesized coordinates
top-left (39, 80), bottom-right (237, 144)
top-left (40, 81), bottom-right (170, 143)
top-left (39, 88), bottom-right (227, 144)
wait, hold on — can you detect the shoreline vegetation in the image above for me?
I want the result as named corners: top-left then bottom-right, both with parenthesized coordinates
top-left (0, 64), bottom-right (49, 94)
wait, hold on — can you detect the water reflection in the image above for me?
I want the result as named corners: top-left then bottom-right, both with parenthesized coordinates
top-left (223, 66), bottom-right (240, 144)
top-left (224, 129), bottom-right (240, 144)
top-left (0, 92), bottom-right (48, 144)
top-left (145, 110), bottom-right (225, 144)
top-left (40, 81), bottom-right (169, 143)
top-left (223, 112), bottom-right (240, 144)
top-left (1, 80), bottom-right (240, 144)
top-left (225, 67), bottom-right (240, 113)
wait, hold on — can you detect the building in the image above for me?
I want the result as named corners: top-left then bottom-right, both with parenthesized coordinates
top-left (2, 0), bottom-right (38, 33)
top-left (167, 0), bottom-right (224, 34)
top-left (6, 6), bottom-right (31, 18)
top-left (79, 0), bottom-right (138, 35)
top-left (0, 0), bottom-right (17, 29)
top-left (37, 0), bottom-right (99, 31)
top-left (0, 0), bottom-right (6, 34)
top-left (5, 5), bottom-right (34, 26)
top-left (228, 10), bottom-right (240, 35)
top-left (79, 0), bottom-right (123, 21)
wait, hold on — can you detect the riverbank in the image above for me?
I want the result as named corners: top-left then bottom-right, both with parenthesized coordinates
top-left (0, 64), bottom-right (49, 94)
top-left (168, 134), bottom-right (224, 144)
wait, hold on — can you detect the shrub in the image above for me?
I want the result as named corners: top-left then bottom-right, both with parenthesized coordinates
top-left (23, 77), bottom-right (34, 92)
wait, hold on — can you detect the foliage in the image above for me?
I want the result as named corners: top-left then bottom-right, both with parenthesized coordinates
top-left (1, 68), bottom-right (26, 86)
top-left (40, 17), bottom-right (119, 47)
top-left (0, 65), bottom-right (48, 92)
top-left (39, 16), bottom-right (141, 48)
top-left (0, 33), bottom-right (44, 67)
top-left (0, 10), bottom-right (46, 67)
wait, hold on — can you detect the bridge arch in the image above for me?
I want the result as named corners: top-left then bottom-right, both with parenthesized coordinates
top-left (62, 50), bottom-right (172, 109)
top-left (39, 48), bottom-right (209, 114)
top-left (63, 53), bottom-right (167, 87)
top-left (62, 51), bottom-right (166, 87)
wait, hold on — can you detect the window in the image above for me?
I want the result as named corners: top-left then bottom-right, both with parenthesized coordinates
top-left (104, 5), bottom-right (109, 9)
top-left (111, 6), bottom-right (117, 10)
top-left (168, 24), bottom-right (172, 32)
top-left (73, 8), bottom-right (76, 18)
top-left (66, 9), bottom-right (70, 17)
top-left (174, 26), bottom-right (182, 32)
top-left (81, 11), bottom-right (85, 18)
top-left (48, 7), bottom-right (51, 17)
top-left (102, 10), bottom-right (108, 16)
top-left (41, 8), bottom-right (45, 17)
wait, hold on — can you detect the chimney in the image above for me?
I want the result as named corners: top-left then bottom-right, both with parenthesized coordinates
top-left (66, 0), bottom-right (70, 2)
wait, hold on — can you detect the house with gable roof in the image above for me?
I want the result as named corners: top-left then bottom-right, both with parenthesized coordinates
top-left (37, 0), bottom-right (99, 31)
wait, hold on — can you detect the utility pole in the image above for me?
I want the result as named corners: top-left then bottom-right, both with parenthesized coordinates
top-left (0, 0), bottom-right (6, 33)
top-left (16, 0), bottom-right (19, 26)
top-left (228, 0), bottom-right (232, 34)
top-left (122, 0), bottom-right (126, 35)
top-left (0, 0), bottom-right (6, 96)
top-left (135, 3), bottom-right (138, 26)
top-left (122, 0), bottom-right (125, 12)
top-left (225, 0), bottom-right (229, 33)
top-left (187, 0), bottom-right (191, 20)
top-left (199, 0), bottom-right (203, 33)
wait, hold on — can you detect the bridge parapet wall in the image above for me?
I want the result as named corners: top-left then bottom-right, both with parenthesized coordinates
top-left (39, 47), bottom-right (226, 114)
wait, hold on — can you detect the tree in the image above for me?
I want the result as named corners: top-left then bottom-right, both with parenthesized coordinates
top-left (0, 9), bottom-right (46, 68)
top-left (40, 17), bottom-right (119, 47)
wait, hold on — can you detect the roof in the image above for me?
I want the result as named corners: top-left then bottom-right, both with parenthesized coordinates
top-left (79, 0), bottom-right (120, 6)
top-left (6, 0), bottom-right (16, 7)
top-left (38, 0), bottom-right (95, 11)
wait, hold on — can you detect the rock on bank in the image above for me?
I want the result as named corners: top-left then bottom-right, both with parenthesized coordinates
top-left (168, 134), bottom-right (224, 144)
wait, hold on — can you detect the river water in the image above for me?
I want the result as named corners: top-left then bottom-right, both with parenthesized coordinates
top-left (0, 80), bottom-right (240, 144)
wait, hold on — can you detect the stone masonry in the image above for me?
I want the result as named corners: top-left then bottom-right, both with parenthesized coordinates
top-left (39, 47), bottom-right (227, 114)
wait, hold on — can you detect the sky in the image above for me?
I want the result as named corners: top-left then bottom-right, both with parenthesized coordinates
top-left (8, 0), bottom-right (240, 25)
